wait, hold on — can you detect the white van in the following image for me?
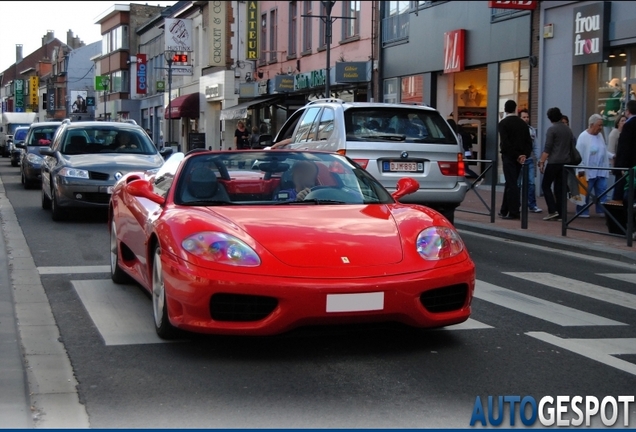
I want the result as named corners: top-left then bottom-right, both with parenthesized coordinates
top-left (1, 112), bottom-right (37, 157)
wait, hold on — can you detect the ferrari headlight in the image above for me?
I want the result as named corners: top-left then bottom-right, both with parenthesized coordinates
top-left (416, 226), bottom-right (464, 260)
top-left (58, 167), bottom-right (89, 179)
top-left (26, 153), bottom-right (43, 164)
top-left (182, 232), bottom-right (261, 267)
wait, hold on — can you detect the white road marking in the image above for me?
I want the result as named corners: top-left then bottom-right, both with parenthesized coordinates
top-left (599, 273), bottom-right (636, 284)
top-left (505, 272), bottom-right (636, 311)
top-left (526, 332), bottom-right (636, 377)
top-left (474, 281), bottom-right (626, 327)
top-left (71, 280), bottom-right (169, 346)
top-left (438, 318), bottom-right (493, 331)
top-left (38, 265), bottom-right (110, 275)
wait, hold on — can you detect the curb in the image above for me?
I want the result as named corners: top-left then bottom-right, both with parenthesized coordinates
top-left (455, 220), bottom-right (636, 265)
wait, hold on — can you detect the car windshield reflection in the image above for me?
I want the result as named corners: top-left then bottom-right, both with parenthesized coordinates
top-left (173, 151), bottom-right (395, 206)
top-left (60, 127), bottom-right (158, 155)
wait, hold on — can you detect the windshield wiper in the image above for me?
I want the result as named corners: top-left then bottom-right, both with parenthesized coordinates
top-left (274, 199), bottom-right (348, 205)
top-left (181, 200), bottom-right (235, 206)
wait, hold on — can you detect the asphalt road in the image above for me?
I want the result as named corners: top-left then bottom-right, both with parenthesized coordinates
top-left (1, 161), bottom-right (636, 428)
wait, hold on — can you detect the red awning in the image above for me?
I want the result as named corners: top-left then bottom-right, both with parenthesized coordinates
top-left (165, 92), bottom-right (200, 119)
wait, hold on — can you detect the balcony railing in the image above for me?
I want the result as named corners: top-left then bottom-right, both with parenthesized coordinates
top-left (382, 12), bottom-right (409, 46)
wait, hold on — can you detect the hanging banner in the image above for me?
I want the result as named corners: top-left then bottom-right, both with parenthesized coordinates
top-left (29, 76), bottom-right (39, 106)
top-left (70, 91), bottom-right (88, 113)
top-left (137, 54), bottom-right (148, 94)
top-left (165, 18), bottom-right (193, 52)
top-left (246, 1), bottom-right (258, 60)
top-left (95, 75), bottom-right (109, 91)
top-left (14, 79), bottom-right (25, 112)
top-left (208, 1), bottom-right (226, 66)
top-left (443, 29), bottom-right (466, 74)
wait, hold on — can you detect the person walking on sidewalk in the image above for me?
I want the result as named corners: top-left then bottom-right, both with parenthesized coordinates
top-left (538, 107), bottom-right (576, 221)
top-left (498, 100), bottom-right (533, 220)
top-left (575, 114), bottom-right (610, 218)
top-left (519, 109), bottom-right (542, 213)
top-left (614, 100), bottom-right (636, 202)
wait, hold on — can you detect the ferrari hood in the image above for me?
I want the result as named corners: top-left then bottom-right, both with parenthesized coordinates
top-left (211, 205), bottom-right (403, 268)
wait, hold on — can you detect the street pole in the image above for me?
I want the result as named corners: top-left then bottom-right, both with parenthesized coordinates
top-left (103, 77), bottom-right (109, 121)
top-left (164, 51), bottom-right (174, 150)
top-left (323, 1), bottom-right (335, 98)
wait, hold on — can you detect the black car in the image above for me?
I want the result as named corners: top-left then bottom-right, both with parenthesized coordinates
top-left (17, 122), bottom-right (62, 187)
top-left (40, 120), bottom-right (172, 221)
top-left (9, 126), bottom-right (30, 167)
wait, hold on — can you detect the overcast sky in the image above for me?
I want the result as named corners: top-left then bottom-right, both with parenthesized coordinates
top-left (0, 1), bottom-right (175, 73)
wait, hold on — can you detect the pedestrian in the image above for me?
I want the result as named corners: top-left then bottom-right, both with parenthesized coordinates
top-left (248, 125), bottom-right (260, 149)
top-left (614, 100), bottom-right (636, 202)
top-left (538, 107), bottom-right (576, 221)
top-left (561, 115), bottom-right (570, 128)
top-left (497, 100), bottom-right (533, 220)
top-left (234, 120), bottom-right (250, 150)
top-left (519, 109), bottom-right (542, 213)
top-left (575, 114), bottom-right (610, 218)
top-left (607, 114), bottom-right (626, 164)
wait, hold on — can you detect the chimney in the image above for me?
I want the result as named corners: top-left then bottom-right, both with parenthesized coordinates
top-left (42, 30), bottom-right (54, 46)
top-left (16, 44), bottom-right (23, 63)
top-left (67, 30), bottom-right (74, 46)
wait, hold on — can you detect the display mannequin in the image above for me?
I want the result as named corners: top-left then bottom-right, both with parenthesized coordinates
top-left (461, 84), bottom-right (483, 107)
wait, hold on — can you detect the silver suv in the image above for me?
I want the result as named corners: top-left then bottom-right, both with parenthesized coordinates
top-left (272, 99), bottom-right (468, 223)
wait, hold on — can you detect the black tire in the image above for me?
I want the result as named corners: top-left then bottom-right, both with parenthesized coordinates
top-left (41, 185), bottom-right (51, 209)
top-left (110, 220), bottom-right (131, 284)
top-left (11, 160), bottom-right (18, 167)
top-left (50, 189), bottom-right (66, 221)
top-left (152, 244), bottom-right (178, 339)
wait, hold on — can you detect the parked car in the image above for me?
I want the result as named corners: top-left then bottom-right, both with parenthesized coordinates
top-left (40, 120), bottom-right (172, 221)
top-left (270, 99), bottom-right (469, 223)
top-left (109, 150), bottom-right (475, 339)
top-left (16, 122), bottom-right (63, 186)
top-left (9, 126), bottom-right (29, 167)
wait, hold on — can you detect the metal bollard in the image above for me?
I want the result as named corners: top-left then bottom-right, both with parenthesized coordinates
top-left (627, 168), bottom-right (634, 247)
top-left (521, 161), bottom-right (529, 229)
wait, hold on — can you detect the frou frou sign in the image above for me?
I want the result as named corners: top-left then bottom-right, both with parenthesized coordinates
top-left (572, 2), bottom-right (610, 66)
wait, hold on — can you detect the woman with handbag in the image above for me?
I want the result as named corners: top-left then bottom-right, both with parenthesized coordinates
top-left (574, 114), bottom-right (610, 217)
top-left (538, 107), bottom-right (578, 221)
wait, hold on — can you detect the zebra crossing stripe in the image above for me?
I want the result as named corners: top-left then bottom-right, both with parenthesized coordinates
top-left (504, 272), bottom-right (636, 311)
top-left (474, 281), bottom-right (626, 327)
top-left (599, 273), bottom-right (636, 284)
top-left (439, 318), bottom-right (493, 331)
top-left (526, 332), bottom-right (636, 377)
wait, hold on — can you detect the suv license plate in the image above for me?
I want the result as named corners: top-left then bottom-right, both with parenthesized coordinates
top-left (384, 161), bottom-right (422, 172)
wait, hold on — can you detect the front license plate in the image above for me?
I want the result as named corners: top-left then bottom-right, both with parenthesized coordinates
top-left (326, 292), bottom-right (384, 313)
top-left (100, 186), bottom-right (115, 194)
top-left (383, 161), bottom-right (423, 172)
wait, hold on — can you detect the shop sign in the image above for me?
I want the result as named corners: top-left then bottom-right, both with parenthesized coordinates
top-left (14, 79), bottom-right (24, 112)
top-left (274, 75), bottom-right (294, 93)
top-left (205, 84), bottom-right (223, 99)
top-left (29, 76), bottom-right (39, 106)
top-left (95, 75), bottom-right (109, 91)
top-left (258, 80), bottom-right (269, 95)
top-left (572, 2), bottom-right (610, 66)
top-left (246, 1), bottom-right (258, 60)
top-left (335, 62), bottom-right (371, 83)
top-left (240, 82), bottom-right (258, 98)
top-left (165, 18), bottom-right (193, 52)
top-left (295, 69), bottom-right (326, 91)
top-left (136, 54), bottom-right (147, 94)
top-left (156, 81), bottom-right (165, 92)
top-left (209, 1), bottom-right (226, 66)
top-left (172, 65), bottom-right (194, 76)
top-left (443, 29), bottom-right (465, 74)
top-left (487, 1), bottom-right (537, 10)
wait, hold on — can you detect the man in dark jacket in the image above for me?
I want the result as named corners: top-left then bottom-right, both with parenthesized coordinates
top-left (498, 100), bottom-right (533, 219)
top-left (614, 100), bottom-right (636, 201)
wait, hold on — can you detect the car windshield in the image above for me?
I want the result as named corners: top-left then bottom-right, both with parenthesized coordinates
top-left (14, 129), bottom-right (28, 141)
top-left (28, 126), bottom-right (59, 146)
top-left (174, 151), bottom-right (395, 206)
top-left (60, 126), bottom-right (157, 155)
top-left (344, 107), bottom-right (457, 144)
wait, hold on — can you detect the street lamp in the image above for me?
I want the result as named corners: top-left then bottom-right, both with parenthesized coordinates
top-left (322, 1), bottom-right (336, 98)
top-left (102, 76), bottom-right (110, 120)
top-left (163, 50), bottom-right (175, 149)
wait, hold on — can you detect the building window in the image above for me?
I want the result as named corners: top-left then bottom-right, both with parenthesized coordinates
top-left (383, 78), bottom-right (398, 103)
top-left (260, 13), bottom-right (267, 65)
top-left (302, 1), bottom-right (312, 53)
top-left (400, 75), bottom-right (423, 104)
top-left (269, 9), bottom-right (278, 62)
top-left (101, 25), bottom-right (129, 55)
top-left (110, 70), bottom-right (130, 93)
top-left (319, 2), bottom-right (327, 49)
top-left (382, 1), bottom-right (410, 46)
top-left (288, 2), bottom-right (297, 57)
top-left (342, 1), bottom-right (360, 40)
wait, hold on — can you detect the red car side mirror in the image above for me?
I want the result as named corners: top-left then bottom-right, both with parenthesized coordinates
top-left (125, 179), bottom-right (165, 205)
top-left (392, 177), bottom-right (420, 200)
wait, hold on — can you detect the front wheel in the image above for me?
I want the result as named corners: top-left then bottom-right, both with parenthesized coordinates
top-left (110, 220), bottom-right (131, 284)
top-left (50, 189), bottom-right (66, 221)
top-left (41, 185), bottom-right (51, 209)
top-left (152, 245), bottom-right (178, 339)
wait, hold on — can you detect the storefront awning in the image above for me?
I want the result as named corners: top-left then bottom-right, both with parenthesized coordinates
top-left (165, 93), bottom-right (200, 119)
top-left (220, 96), bottom-right (281, 121)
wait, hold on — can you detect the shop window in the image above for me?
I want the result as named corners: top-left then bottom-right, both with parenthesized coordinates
top-left (498, 60), bottom-right (529, 117)
top-left (383, 78), bottom-right (399, 103)
top-left (382, 1), bottom-right (410, 46)
top-left (588, 61), bottom-right (627, 138)
top-left (400, 75), bottom-right (423, 105)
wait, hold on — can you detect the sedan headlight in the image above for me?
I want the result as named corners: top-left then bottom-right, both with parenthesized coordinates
top-left (58, 167), bottom-right (89, 179)
top-left (416, 226), bottom-right (464, 260)
top-left (182, 232), bottom-right (261, 267)
top-left (26, 153), bottom-right (43, 164)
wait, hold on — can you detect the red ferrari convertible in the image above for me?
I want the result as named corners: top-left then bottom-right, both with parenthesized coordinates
top-left (109, 150), bottom-right (475, 338)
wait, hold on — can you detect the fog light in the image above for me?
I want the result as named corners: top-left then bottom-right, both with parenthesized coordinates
top-left (75, 193), bottom-right (83, 199)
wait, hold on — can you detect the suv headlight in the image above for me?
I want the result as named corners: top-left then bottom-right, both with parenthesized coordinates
top-left (58, 167), bottom-right (89, 179)
top-left (416, 226), bottom-right (464, 260)
top-left (182, 232), bottom-right (261, 267)
top-left (26, 153), bottom-right (43, 164)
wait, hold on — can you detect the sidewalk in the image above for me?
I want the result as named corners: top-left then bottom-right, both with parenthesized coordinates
top-left (455, 184), bottom-right (636, 265)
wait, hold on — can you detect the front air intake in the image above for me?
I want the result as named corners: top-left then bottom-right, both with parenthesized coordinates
top-left (420, 284), bottom-right (468, 313)
top-left (210, 293), bottom-right (278, 322)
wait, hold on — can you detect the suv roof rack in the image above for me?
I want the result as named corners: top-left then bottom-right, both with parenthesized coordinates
top-left (61, 119), bottom-right (72, 125)
top-left (307, 98), bottom-right (345, 105)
